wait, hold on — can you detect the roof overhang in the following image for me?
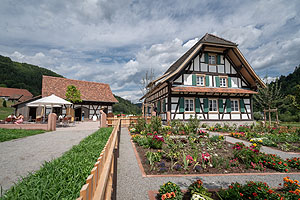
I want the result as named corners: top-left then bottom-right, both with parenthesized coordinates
top-left (172, 86), bottom-right (258, 94)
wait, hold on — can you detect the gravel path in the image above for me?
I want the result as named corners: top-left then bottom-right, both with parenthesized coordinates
top-left (0, 121), bottom-right (99, 192)
top-left (208, 131), bottom-right (300, 159)
top-left (116, 128), bottom-right (300, 200)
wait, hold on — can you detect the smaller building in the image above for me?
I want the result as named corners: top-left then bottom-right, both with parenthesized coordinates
top-left (0, 87), bottom-right (33, 102)
top-left (12, 76), bottom-right (118, 121)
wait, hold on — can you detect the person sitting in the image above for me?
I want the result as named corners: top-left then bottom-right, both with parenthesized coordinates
top-left (7, 113), bottom-right (16, 119)
top-left (14, 114), bottom-right (24, 124)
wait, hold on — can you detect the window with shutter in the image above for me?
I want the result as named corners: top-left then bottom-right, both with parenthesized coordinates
top-left (195, 98), bottom-right (200, 112)
top-left (228, 77), bottom-right (232, 88)
top-left (226, 99), bottom-right (231, 112)
top-left (215, 76), bottom-right (220, 87)
top-left (179, 98), bottom-right (184, 112)
top-left (218, 99), bottom-right (224, 112)
top-left (204, 53), bottom-right (209, 64)
top-left (205, 76), bottom-right (210, 86)
top-left (240, 99), bottom-right (245, 113)
top-left (217, 54), bottom-right (221, 65)
top-left (204, 98), bottom-right (209, 112)
top-left (192, 74), bottom-right (196, 86)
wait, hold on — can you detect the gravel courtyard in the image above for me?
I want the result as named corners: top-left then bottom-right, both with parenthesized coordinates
top-left (0, 121), bottom-right (99, 192)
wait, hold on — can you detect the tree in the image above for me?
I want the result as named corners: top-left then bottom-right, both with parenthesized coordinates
top-left (2, 99), bottom-right (7, 107)
top-left (65, 85), bottom-right (82, 103)
top-left (139, 69), bottom-right (155, 96)
top-left (254, 78), bottom-right (282, 125)
top-left (288, 84), bottom-right (300, 110)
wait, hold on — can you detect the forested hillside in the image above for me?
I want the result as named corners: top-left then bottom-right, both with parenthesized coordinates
top-left (0, 55), bottom-right (63, 96)
top-left (113, 95), bottom-right (142, 115)
top-left (254, 65), bottom-right (300, 122)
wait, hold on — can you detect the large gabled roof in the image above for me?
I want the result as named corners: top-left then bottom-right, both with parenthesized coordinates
top-left (142, 33), bottom-right (265, 100)
top-left (42, 76), bottom-right (118, 103)
top-left (164, 33), bottom-right (237, 75)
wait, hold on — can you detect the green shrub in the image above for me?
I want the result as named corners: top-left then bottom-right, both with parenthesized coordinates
top-left (150, 116), bottom-right (162, 133)
top-left (2, 100), bottom-right (7, 107)
top-left (253, 112), bottom-right (263, 120)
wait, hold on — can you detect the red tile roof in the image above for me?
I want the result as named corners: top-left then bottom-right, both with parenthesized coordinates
top-left (42, 76), bottom-right (118, 103)
top-left (172, 86), bottom-right (258, 94)
top-left (0, 87), bottom-right (33, 102)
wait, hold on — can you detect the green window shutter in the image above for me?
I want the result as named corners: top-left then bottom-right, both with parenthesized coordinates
top-left (179, 98), bottom-right (184, 112)
top-left (205, 76), bottom-right (210, 86)
top-left (217, 54), bottom-right (221, 65)
top-left (192, 74), bottom-right (196, 86)
top-left (215, 76), bottom-right (220, 87)
top-left (226, 99), bottom-right (231, 112)
top-left (204, 53), bottom-right (209, 64)
top-left (240, 99), bottom-right (245, 113)
top-left (157, 101), bottom-right (161, 113)
top-left (163, 99), bottom-right (166, 112)
top-left (195, 98), bottom-right (200, 112)
top-left (204, 98), bottom-right (208, 112)
top-left (228, 77), bottom-right (232, 88)
top-left (218, 99), bottom-right (224, 113)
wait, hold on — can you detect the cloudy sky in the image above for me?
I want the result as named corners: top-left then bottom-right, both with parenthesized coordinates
top-left (0, 0), bottom-right (299, 102)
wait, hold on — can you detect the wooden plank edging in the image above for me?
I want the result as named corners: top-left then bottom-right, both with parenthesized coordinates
top-left (77, 119), bottom-right (121, 200)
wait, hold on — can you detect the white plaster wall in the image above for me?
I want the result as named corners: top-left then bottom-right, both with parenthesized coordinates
top-left (171, 97), bottom-right (179, 103)
top-left (242, 114), bottom-right (248, 119)
top-left (231, 66), bottom-right (237, 74)
top-left (209, 65), bottom-right (217, 72)
top-left (244, 99), bottom-right (250, 104)
top-left (242, 81), bottom-right (247, 87)
top-left (174, 114), bottom-right (183, 120)
top-left (174, 76), bottom-right (182, 83)
top-left (246, 105), bottom-right (251, 113)
top-left (220, 55), bottom-right (224, 64)
top-left (202, 64), bottom-right (208, 72)
top-left (231, 77), bottom-right (238, 88)
top-left (184, 74), bottom-right (192, 85)
top-left (223, 114), bottom-right (230, 119)
top-left (231, 114), bottom-right (240, 120)
top-left (209, 75), bottom-right (212, 86)
top-left (225, 59), bottom-right (230, 73)
top-left (171, 104), bottom-right (177, 112)
top-left (209, 114), bottom-right (219, 119)
top-left (218, 65), bottom-right (224, 73)
top-left (194, 55), bottom-right (200, 71)
top-left (200, 54), bottom-right (205, 62)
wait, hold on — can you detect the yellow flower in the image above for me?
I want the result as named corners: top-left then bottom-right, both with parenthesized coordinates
top-left (253, 143), bottom-right (257, 147)
top-left (250, 139), bottom-right (253, 142)
top-left (258, 139), bottom-right (263, 143)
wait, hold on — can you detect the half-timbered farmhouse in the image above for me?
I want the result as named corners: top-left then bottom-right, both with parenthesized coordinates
top-left (141, 33), bottom-right (266, 125)
top-left (13, 76), bottom-right (118, 121)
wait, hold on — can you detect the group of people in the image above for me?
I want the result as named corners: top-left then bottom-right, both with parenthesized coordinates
top-left (7, 113), bottom-right (24, 124)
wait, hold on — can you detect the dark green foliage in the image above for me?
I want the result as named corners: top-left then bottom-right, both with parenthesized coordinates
top-left (2, 100), bottom-right (7, 107)
top-left (0, 129), bottom-right (46, 142)
top-left (0, 55), bottom-right (63, 96)
top-left (112, 95), bottom-right (141, 115)
top-left (1, 127), bottom-right (112, 200)
top-left (65, 85), bottom-right (82, 103)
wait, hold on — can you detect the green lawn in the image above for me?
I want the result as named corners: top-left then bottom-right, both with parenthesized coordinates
top-left (280, 122), bottom-right (300, 127)
top-left (0, 107), bottom-right (14, 120)
top-left (1, 127), bottom-right (113, 200)
top-left (0, 128), bottom-right (47, 142)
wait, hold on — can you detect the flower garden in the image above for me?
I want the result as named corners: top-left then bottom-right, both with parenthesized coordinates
top-left (129, 117), bottom-right (300, 175)
top-left (207, 123), bottom-right (300, 152)
top-left (156, 177), bottom-right (300, 200)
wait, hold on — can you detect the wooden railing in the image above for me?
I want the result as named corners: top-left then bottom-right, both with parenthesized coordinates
top-left (107, 116), bottom-right (151, 127)
top-left (77, 119), bottom-right (121, 200)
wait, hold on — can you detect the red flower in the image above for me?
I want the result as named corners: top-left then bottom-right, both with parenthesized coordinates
top-left (240, 193), bottom-right (244, 196)
top-left (253, 193), bottom-right (258, 196)
top-left (229, 185), bottom-right (233, 189)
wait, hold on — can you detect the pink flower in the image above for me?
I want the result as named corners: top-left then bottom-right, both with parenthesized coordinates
top-left (202, 153), bottom-right (211, 162)
top-left (186, 155), bottom-right (194, 162)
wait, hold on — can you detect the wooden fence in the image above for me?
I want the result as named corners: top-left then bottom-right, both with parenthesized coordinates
top-left (77, 119), bottom-right (121, 200)
top-left (107, 116), bottom-right (151, 127)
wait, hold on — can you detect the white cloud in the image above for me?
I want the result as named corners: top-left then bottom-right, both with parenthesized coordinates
top-left (0, 0), bottom-right (299, 102)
